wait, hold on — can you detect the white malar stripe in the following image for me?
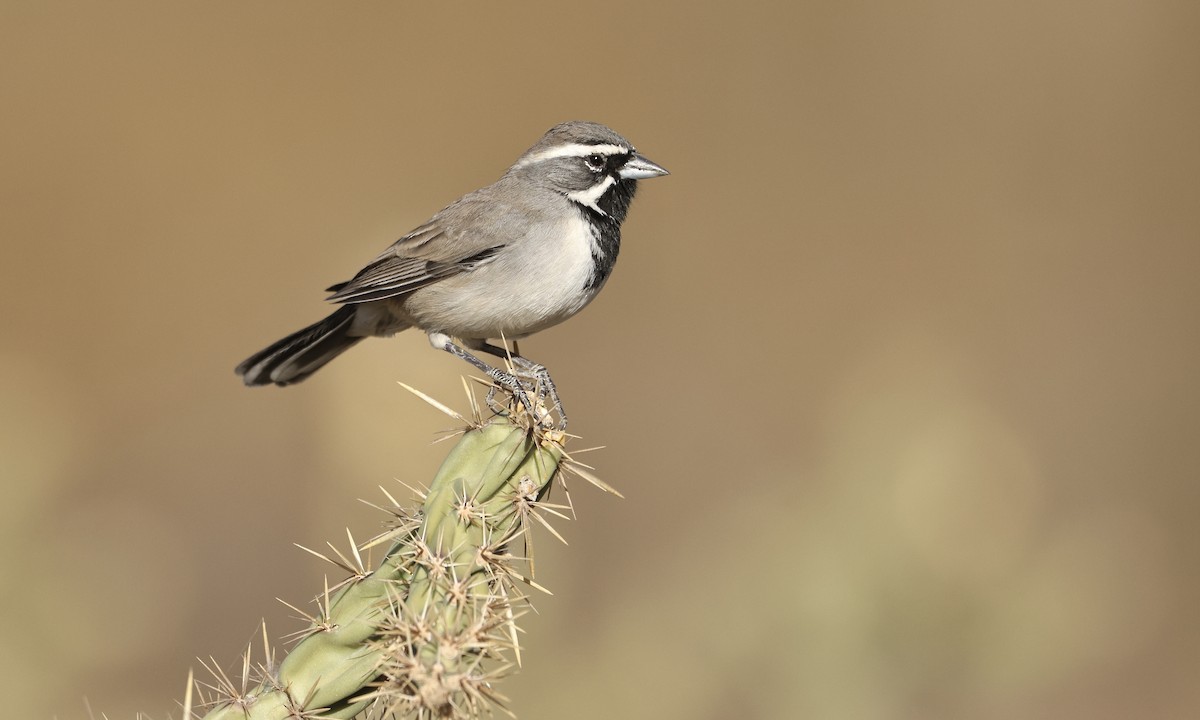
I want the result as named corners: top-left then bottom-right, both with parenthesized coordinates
top-left (566, 175), bottom-right (617, 216)
top-left (514, 143), bottom-right (629, 169)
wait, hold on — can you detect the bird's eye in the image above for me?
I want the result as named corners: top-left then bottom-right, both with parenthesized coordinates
top-left (584, 153), bottom-right (605, 171)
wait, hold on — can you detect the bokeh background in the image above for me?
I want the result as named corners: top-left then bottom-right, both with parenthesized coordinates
top-left (3, 1), bottom-right (1198, 718)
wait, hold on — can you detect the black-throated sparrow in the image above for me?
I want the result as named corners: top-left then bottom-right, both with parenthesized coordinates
top-left (236, 121), bottom-right (668, 426)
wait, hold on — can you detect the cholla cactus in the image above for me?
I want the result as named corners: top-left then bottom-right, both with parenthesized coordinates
top-left (189, 384), bottom-right (616, 720)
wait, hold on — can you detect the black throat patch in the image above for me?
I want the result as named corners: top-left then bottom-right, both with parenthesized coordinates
top-left (578, 178), bottom-right (638, 290)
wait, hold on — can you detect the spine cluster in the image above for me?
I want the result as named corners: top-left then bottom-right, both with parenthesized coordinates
top-left (195, 414), bottom-right (569, 720)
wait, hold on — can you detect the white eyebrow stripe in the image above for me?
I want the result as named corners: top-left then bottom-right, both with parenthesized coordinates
top-left (514, 143), bottom-right (630, 169)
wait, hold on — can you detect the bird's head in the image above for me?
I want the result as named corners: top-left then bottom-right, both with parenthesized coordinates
top-left (509, 121), bottom-right (669, 218)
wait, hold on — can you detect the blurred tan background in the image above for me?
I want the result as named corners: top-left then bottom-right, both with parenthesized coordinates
top-left (2, 1), bottom-right (1198, 718)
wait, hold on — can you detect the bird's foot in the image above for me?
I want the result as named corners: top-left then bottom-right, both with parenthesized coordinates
top-left (508, 358), bottom-right (567, 431)
top-left (438, 337), bottom-right (566, 432)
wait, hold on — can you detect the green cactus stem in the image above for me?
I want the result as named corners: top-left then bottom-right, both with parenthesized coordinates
top-left (190, 386), bottom-right (604, 720)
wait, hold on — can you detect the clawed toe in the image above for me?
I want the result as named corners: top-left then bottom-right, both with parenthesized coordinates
top-left (439, 338), bottom-right (568, 431)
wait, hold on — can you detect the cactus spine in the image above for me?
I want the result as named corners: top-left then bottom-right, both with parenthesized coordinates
top-left (194, 399), bottom-right (578, 720)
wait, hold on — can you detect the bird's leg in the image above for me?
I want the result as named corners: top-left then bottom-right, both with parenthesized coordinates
top-left (513, 356), bottom-right (567, 430)
top-left (473, 341), bottom-right (567, 430)
top-left (482, 378), bottom-right (528, 417)
top-left (433, 336), bottom-right (539, 422)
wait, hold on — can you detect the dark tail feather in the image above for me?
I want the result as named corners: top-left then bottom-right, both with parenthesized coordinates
top-left (236, 306), bottom-right (363, 386)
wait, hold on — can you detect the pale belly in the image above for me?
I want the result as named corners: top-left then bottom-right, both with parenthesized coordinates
top-left (395, 214), bottom-right (608, 340)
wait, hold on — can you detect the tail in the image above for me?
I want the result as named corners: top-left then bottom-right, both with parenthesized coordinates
top-left (236, 306), bottom-right (364, 386)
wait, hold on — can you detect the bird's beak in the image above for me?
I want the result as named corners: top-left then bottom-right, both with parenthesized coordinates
top-left (619, 154), bottom-right (670, 180)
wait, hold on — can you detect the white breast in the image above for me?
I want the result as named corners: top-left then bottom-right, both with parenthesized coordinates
top-left (534, 213), bottom-right (600, 308)
top-left (401, 213), bottom-right (605, 340)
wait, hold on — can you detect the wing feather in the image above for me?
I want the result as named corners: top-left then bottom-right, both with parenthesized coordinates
top-left (324, 187), bottom-right (523, 305)
top-left (325, 256), bottom-right (459, 303)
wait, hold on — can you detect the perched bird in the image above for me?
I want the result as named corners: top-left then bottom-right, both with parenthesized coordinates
top-left (235, 120), bottom-right (668, 426)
